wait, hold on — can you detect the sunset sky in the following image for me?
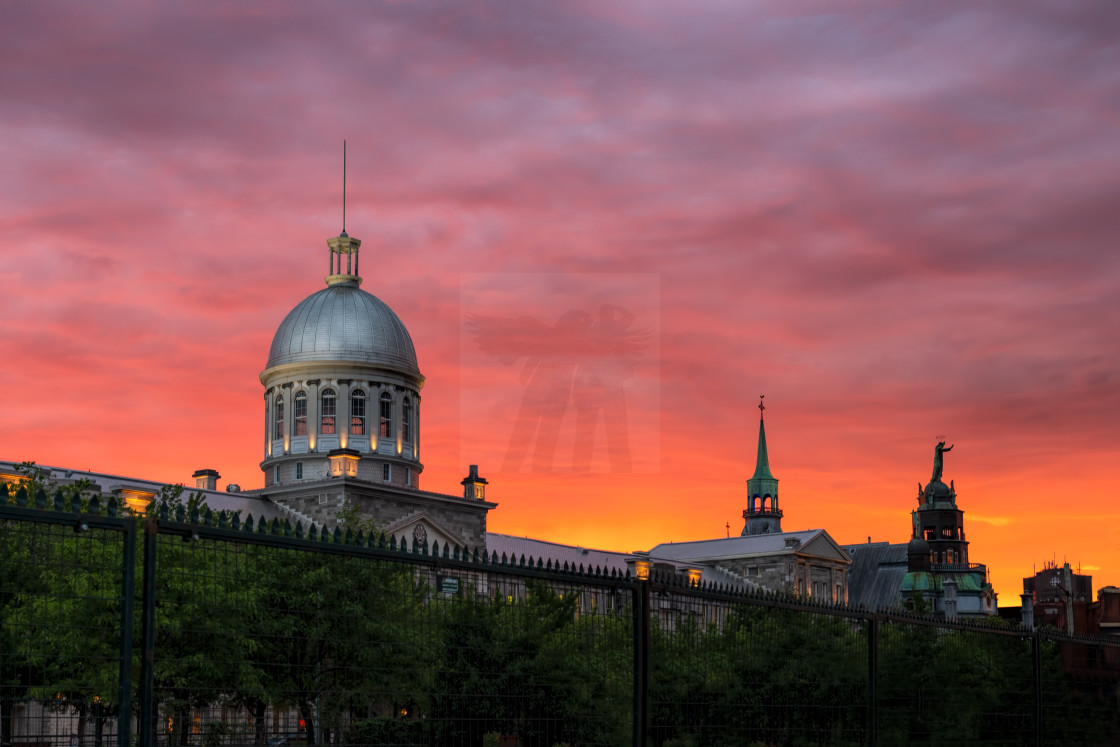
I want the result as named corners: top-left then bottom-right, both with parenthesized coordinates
top-left (3, 2), bottom-right (1118, 602)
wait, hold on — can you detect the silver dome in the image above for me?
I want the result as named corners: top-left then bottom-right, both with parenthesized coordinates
top-left (265, 283), bottom-right (420, 373)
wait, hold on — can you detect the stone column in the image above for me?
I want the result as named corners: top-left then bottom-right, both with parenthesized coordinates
top-left (281, 383), bottom-right (293, 453)
top-left (337, 379), bottom-right (352, 449)
top-left (307, 379), bottom-right (320, 451)
top-left (264, 389), bottom-right (272, 459)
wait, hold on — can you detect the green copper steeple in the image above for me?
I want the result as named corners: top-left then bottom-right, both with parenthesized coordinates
top-left (750, 410), bottom-right (775, 481)
top-left (742, 396), bottom-right (782, 535)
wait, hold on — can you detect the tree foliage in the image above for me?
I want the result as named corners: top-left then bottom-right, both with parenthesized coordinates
top-left (3, 475), bottom-right (1119, 747)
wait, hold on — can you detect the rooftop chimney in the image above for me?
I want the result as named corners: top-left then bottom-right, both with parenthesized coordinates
top-left (193, 469), bottom-right (220, 491)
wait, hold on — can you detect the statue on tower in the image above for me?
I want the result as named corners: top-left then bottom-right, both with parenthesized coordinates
top-left (931, 441), bottom-right (953, 483)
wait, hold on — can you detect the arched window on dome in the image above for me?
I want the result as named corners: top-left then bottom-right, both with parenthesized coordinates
top-left (350, 390), bottom-right (366, 435)
top-left (274, 395), bottom-right (285, 439)
top-left (294, 391), bottom-right (308, 437)
top-left (379, 392), bottom-right (393, 439)
top-left (403, 397), bottom-right (413, 443)
top-left (320, 389), bottom-right (336, 435)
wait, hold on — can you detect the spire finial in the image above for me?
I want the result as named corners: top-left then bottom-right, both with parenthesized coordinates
top-left (341, 140), bottom-right (347, 236)
top-left (759, 395), bottom-right (765, 419)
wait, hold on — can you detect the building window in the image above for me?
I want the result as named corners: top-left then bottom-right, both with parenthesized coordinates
top-left (403, 397), bottom-right (413, 443)
top-left (406, 467), bottom-right (411, 486)
top-left (295, 462), bottom-right (303, 480)
top-left (320, 389), bottom-right (336, 434)
top-left (294, 391), bottom-right (308, 436)
top-left (350, 390), bottom-right (366, 435)
top-left (379, 392), bottom-right (392, 439)
top-left (382, 463), bottom-right (391, 482)
top-left (273, 465), bottom-right (279, 484)
top-left (274, 395), bottom-right (285, 439)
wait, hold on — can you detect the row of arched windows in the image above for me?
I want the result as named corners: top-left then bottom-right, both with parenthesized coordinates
top-left (273, 389), bottom-right (415, 441)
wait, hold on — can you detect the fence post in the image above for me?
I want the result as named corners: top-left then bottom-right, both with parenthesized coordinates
top-left (633, 580), bottom-right (650, 747)
top-left (1033, 630), bottom-right (1042, 747)
top-left (138, 518), bottom-right (158, 747)
top-left (116, 518), bottom-right (137, 747)
top-left (867, 614), bottom-right (879, 747)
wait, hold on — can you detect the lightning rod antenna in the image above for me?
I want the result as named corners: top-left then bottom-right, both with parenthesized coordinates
top-left (342, 140), bottom-right (347, 235)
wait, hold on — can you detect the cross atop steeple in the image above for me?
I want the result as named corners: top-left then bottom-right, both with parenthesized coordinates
top-left (759, 394), bottom-right (765, 418)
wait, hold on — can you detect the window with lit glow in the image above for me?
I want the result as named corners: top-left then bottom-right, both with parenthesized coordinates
top-left (320, 389), bottom-right (336, 434)
top-left (274, 395), bottom-right (284, 439)
top-left (294, 391), bottom-right (308, 436)
top-left (379, 392), bottom-right (392, 438)
top-left (403, 397), bottom-right (413, 442)
top-left (350, 390), bottom-right (366, 435)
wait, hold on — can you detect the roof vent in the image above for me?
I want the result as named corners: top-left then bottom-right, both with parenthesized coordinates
top-left (784, 537), bottom-right (801, 549)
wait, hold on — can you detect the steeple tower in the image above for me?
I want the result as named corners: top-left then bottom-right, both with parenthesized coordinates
top-left (742, 396), bottom-right (783, 536)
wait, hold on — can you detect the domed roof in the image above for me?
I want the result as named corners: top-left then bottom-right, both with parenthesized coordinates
top-left (265, 282), bottom-right (420, 374)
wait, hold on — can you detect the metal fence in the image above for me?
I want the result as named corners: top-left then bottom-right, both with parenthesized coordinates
top-left (3, 487), bottom-right (1119, 747)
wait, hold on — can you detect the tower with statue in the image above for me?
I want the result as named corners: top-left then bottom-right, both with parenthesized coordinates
top-left (903, 441), bottom-right (998, 617)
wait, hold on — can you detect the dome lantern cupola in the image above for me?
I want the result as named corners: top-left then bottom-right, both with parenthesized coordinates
top-left (326, 232), bottom-right (362, 287)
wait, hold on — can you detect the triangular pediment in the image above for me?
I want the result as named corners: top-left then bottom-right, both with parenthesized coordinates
top-left (796, 531), bottom-right (852, 563)
top-left (384, 511), bottom-right (467, 553)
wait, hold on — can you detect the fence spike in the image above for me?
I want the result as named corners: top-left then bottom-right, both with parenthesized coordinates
top-left (294, 521), bottom-right (303, 539)
top-left (34, 487), bottom-right (46, 509)
top-left (500, 552), bottom-right (507, 566)
top-left (173, 504), bottom-right (185, 522)
top-left (452, 544), bottom-right (460, 561)
top-left (281, 519), bottom-right (291, 537)
top-left (388, 534), bottom-right (397, 551)
top-left (107, 495), bottom-right (119, 517)
top-left (53, 489), bottom-right (65, 511)
top-left (15, 485), bottom-right (28, 507)
top-left (332, 526), bottom-right (342, 543)
top-left (563, 561), bottom-right (570, 573)
top-left (244, 514), bottom-right (255, 532)
top-left (67, 492), bottom-right (80, 513)
top-left (378, 532), bottom-right (387, 549)
top-left (473, 547), bottom-right (480, 563)
top-left (443, 542), bottom-right (450, 559)
top-left (431, 540), bottom-right (440, 557)
top-left (258, 517), bottom-right (270, 535)
top-left (202, 507), bottom-right (212, 527)
top-left (89, 494), bottom-right (101, 515)
top-left (216, 511), bottom-right (227, 529)
top-left (519, 554), bottom-right (526, 568)
top-left (189, 504), bottom-right (200, 525)
top-left (342, 527), bottom-right (352, 545)
top-left (159, 503), bottom-right (169, 521)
